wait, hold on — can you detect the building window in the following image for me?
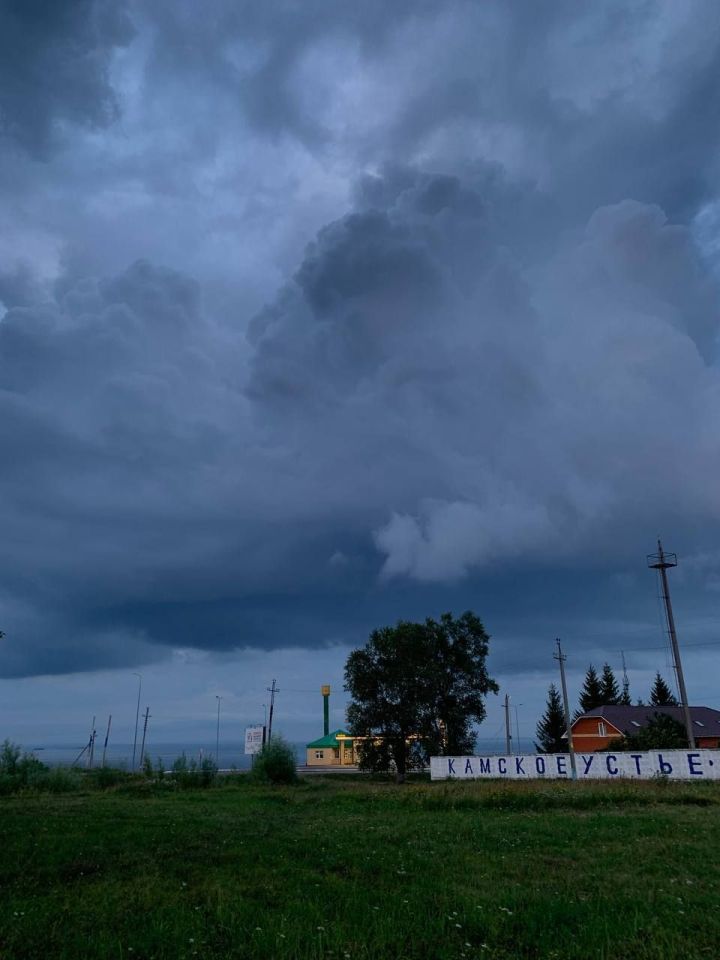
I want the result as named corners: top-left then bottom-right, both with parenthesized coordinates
top-left (631, 721), bottom-right (641, 727)
top-left (598, 722), bottom-right (606, 736)
top-left (694, 721), bottom-right (705, 728)
top-left (315, 751), bottom-right (324, 759)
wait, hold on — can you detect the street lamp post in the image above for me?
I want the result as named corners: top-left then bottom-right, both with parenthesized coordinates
top-left (215, 695), bottom-right (222, 767)
top-left (131, 673), bottom-right (142, 771)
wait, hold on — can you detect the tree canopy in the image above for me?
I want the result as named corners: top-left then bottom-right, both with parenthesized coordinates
top-left (578, 665), bottom-right (604, 714)
top-left (344, 611), bottom-right (497, 782)
top-left (599, 664), bottom-right (621, 705)
top-left (650, 672), bottom-right (678, 706)
top-left (535, 683), bottom-right (566, 754)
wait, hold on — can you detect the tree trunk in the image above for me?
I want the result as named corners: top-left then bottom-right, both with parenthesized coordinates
top-left (394, 740), bottom-right (407, 784)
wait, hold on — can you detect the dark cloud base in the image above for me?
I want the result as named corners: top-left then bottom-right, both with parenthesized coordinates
top-left (2, 1), bottom-right (720, 678)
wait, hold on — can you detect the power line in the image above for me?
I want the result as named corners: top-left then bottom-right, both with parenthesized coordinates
top-left (618, 639), bottom-right (720, 654)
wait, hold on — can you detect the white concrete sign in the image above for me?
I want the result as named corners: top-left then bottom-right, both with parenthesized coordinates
top-left (244, 725), bottom-right (265, 755)
top-left (431, 750), bottom-right (720, 781)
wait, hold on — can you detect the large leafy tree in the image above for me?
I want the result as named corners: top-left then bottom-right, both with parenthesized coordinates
top-left (599, 664), bottom-right (621, 705)
top-left (535, 683), bottom-right (566, 754)
top-left (344, 611), bottom-right (498, 782)
top-left (650, 672), bottom-right (678, 706)
top-left (578, 665), bottom-right (604, 714)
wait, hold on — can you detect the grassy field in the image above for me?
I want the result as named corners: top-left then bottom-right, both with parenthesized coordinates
top-left (1, 775), bottom-right (719, 960)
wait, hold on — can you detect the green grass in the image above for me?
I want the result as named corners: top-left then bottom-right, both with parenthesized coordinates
top-left (1, 775), bottom-right (719, 959)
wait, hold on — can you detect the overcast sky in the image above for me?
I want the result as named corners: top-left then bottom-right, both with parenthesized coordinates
top-left (2, 0), bottom-right (720, 752)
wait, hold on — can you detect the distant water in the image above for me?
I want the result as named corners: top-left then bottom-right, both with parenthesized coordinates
top-left (22, 741), bottom-right (307, 771)
top-left (25, 736), bottom-right (538, 769)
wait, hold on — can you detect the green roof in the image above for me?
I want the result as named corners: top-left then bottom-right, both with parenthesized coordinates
top-left (306, 729), bottom-right (352, 749)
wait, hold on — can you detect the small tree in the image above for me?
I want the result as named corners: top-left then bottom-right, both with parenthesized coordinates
top-left (611, 712), bottom-right (687, 751)
top-left (345, 611), bottom-right (497, 782)
top-left (650, 672), bottom-right (678, 706)
top-left (578, 665), bottom-right (604, 714)
top-left (599, 664), bottom-right (620, 705)
top-left (535, 684), bottom-right (566, 754)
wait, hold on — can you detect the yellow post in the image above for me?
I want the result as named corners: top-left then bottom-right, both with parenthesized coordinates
top-left (321, 684), bottom-right (330, 737)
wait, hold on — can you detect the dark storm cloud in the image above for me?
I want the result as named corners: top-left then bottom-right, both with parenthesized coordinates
top-left (141, 0), bottom-right (436, 145)
top-left (2, 1), bottom-right (720, 680)
top-left (138, 1), bottom-right (720, 224)
top-left (0, 0), bottom-right (133, 156)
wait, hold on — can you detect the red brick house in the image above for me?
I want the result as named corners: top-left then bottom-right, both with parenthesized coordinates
top-left (571, 705), bottom-right (720, 752)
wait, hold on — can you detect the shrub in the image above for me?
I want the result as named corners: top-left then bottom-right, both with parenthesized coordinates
top-left (0, 739), bottom-right (21, 774)
top-left (42, 767), bottom-right (82, 794)
top-left (87, 766), bottom-right (130, 789)
top-left (250, 737), bottom-right (297, 785)
top-left (0, 740), bottom-right (48, 790)
top-left (169, 753), bottom-right (218, 788)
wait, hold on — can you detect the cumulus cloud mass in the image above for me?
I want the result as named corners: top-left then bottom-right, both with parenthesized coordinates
top-left (2, 0), bottom-right (720, 730)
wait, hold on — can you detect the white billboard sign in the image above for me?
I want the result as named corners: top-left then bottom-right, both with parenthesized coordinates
top-left (431, 750), bottom-right (720, 781)
top-left (244, 725), bottom-right (265, 755)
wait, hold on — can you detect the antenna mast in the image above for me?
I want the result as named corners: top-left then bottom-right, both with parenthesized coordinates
top-left (620, 651), bottom-right (630, 704)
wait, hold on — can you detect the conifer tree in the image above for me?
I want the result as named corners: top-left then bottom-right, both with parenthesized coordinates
top-left (649, 672), bottom-right (678, 706)
top-left (578, 664), bottom-right (604, 713)
top-left (599, 663), bottom-right (620, 705)
top-left (535, 684), bottom-right (566, 754)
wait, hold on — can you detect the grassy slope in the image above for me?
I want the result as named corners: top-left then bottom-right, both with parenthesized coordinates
top-left (0, 777), bottom-right (718, 960)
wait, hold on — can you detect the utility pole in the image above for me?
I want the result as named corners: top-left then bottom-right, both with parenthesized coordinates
top-left (132, 673), bottom-right (142, 771)
top-left (215, 695), bottom-right (222, 766)
top-left (554, 639), bottom-right (577, 780)
top-left (647, 539), bottom-right (695, 749)
top-left (87, 716), bottom-right (97, 770)
top-left (139, 707), bottom-right (151, 769)
top-left (504, 694), bottom-right (512, 755)
top-left (266, 679), bottom-right (279, 741)
top-left (102, 715), bottom-right (112, 768)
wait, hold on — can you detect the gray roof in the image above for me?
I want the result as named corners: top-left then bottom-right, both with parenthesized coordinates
top-left (575, 704), bottom-right (720, 736)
